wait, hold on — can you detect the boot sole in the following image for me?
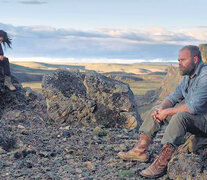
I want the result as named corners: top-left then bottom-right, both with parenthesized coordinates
top-left (118, 155), bottom-right (149, 163)
top-left (122, 158), bottom-right (149, 163)
top-left (139, 169), bottom-right (166, 179)
top-left (122, 153), bottom-right (151, 163)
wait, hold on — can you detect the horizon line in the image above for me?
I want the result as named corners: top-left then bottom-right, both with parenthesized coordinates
top-left (10, 57), bottom-right (178, 64)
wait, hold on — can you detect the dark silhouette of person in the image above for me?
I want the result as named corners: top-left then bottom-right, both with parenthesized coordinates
top-left (0, 30), bottom-right (16, 91)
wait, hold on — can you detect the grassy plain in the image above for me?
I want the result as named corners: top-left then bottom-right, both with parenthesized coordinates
top-left (10, 61), bottom-right (168, 95)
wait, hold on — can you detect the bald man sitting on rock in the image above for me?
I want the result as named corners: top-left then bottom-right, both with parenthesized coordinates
top-left (118, 45), bottom-right (207, 178)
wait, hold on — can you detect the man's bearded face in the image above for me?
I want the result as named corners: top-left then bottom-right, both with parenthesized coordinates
top-left (178, 49), bottom-right (196, 76)
top-left (179, 60), bottom-right (196, 76)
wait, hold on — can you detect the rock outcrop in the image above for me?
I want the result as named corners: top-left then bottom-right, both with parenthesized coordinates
top-left (199, 44), bottom-right (207, 63)
top-left (159, 65), bottom-right (182, 100)
top-left (136, 89), bottom-right (161, 108)
top-left (42, 69), bottom-right (140, 129)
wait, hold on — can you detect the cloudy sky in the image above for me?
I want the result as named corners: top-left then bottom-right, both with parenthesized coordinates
top-left (0, 0), bottom-right (207, 63)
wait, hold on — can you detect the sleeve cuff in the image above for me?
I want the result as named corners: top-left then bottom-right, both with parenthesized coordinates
top-left (166, 97), bottom-right (176, 106)
top-left (186, 103), bottom-right (196, 114)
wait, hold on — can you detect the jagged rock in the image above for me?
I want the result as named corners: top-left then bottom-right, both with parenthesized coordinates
top-left (177, 135), bottom-right (207, 153)
top-left (24, 87), bottom-right (39, 101)
top-left (159, 66), bottom-right (182, 100)
top-left (199, 44), bottom-right (207, 63)
top-left (42, 69), bottom-right (140, 129)
top-left (136, 89), bottom-right (161, 108)
top-left (168, 152), bottom-right (207, 179)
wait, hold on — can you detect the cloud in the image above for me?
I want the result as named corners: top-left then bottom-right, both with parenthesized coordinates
top-left (179, 28), bottom-right (207, 42)
top-left (19, 0), bottom-right (47, 5)
top-left (0, 0), bottom-right (47, 4)
top-left (0, 23), bottom-right (206, 62)
top-left (1, 0), bottom-right (10, 3)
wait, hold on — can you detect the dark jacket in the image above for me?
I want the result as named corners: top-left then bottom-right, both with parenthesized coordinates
top-left (0, 44), bottom-right (4, 56)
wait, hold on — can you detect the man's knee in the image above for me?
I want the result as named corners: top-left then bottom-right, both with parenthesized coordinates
top-left (170, 112), bottom-right (190, 125)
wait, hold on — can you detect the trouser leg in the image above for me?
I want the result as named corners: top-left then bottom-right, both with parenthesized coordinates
top-left (139, 106), bottom-right (170, 138)
top-left (0, 57), bottom-right (16, 91)
top-left (0, 59), bottom-right (5, 87)
top-left (2, 57), bottom-right (11, 76)
top-left (0, 57), bottom-right (11, 76)
top-left (161, 112), bottom-right (207, 147)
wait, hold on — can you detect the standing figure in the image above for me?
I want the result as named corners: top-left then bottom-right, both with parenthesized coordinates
top-left (118, 45), bottom-right (207, 178)
top-left (0, 30), bottom-right (16, 91)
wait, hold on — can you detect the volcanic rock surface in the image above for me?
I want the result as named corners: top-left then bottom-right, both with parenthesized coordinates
top-left (42, 69), bottom-right (140, 130)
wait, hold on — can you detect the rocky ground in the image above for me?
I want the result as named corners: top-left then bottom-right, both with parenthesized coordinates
top-left (0, 115), bottom-right (168, 180)
top-left (0, 69), bottom-right (207, 180)
top-left (0, 72), bottom-right (163, 180)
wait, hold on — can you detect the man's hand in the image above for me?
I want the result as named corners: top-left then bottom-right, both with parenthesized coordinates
top-left (0, 56), bottom-right (4, 61)
top-left (151, 99), bottom-right (174, 123)
top-left (156, 109), bottom-right (169, 123)
top-left (151, 107), bottom-right (169, 123)
top-left (151, 107), bottom-right (163, 123)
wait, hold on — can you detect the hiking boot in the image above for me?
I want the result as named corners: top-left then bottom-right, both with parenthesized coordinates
top-left (118, 133), bottom-right (152, 162)
top-left (140, 143), bottom-right (175, 178)
top-left (4, 75), bottom-right (16, 91)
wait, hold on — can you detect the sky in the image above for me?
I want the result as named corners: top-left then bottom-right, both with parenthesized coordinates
top-left (0, 0), bottom-right (207, 63)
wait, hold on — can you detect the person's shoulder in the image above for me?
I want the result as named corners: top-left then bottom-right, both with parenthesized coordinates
top-left (202, 63), bottom-right (207, 68)
top-left (199, 64), bottom-right (207, 78)
top-left (200, 64), bottom-right (207, 73)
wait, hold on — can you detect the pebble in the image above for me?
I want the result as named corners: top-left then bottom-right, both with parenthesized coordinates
top-left (17, 125), bottom-right (25, 129)
top-left (84, 161), bottom-right (94, 169)
top-left (65, 154), bottom-right (73, 159)
top-left (59, 126), bottom-right (70, 130)
top-left (61, 130), bottom-right (71, 137)
top-left (0, 147), bottom-right (6, 154)
top-left (76, 168), bottom-right (83, 173)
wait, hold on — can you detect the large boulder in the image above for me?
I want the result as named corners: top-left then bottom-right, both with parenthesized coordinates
top-left (42, 69), bottom-right (140, 129)
top-left (199, 44), bottom-right (207, 63)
